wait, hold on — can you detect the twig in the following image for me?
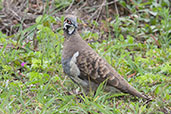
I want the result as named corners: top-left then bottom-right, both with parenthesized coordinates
top-left (78, 0), bottom-right (87, 11)
top-left (148, 81), bottom-right (162, 87)
top-left (33, 32), bottom-right (38, 51)
top-left (87, 0), bottom-right (118, 9)
top-left (114, 2), bottom-right (119, 15)
top-left (87, 0), bottom-right (107, 40)
top-left (127, 72), bottom-right (136, 78)
top-left (9, 8), bottom-right (21, 21)
top-left (150, 34), bottom-right (161, 48)
top-left (88, 0), bottom-right (106, 20)
top-left (65, 0), bottom-right (75, 13)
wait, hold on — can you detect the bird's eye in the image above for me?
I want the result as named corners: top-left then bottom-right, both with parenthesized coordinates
top-left (67, 20), bottom-right (71, 24)
top-left (64, 19), bottom-right (68, 23)
top-left (64, 18), bottom-right (72, 24)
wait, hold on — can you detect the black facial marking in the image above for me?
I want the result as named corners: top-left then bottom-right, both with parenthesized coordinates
top-left (64, 18), bottom-right (76, 35)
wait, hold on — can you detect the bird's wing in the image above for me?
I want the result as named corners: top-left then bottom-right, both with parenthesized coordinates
top-left (76, 49), bottom-right (149, 100)
top-left (76, 49), bottom-right (115, 83)
top-left (76, 49), bottom-right (123, 86)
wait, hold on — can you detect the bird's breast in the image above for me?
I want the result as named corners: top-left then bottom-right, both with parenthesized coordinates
top-left (61, 50), bottom-right (80, 77)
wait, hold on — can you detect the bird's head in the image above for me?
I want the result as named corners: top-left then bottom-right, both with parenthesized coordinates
top-left (63, 15), bottom-right (78, 35)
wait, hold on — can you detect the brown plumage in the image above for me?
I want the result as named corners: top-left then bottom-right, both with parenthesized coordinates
top-left (62, 14), bottom-right (151, 101)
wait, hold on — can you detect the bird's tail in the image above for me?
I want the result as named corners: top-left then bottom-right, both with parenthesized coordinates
top-left (108, 74), bottom-right (152, 101)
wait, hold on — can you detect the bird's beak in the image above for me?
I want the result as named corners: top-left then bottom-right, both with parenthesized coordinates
top-left (64, 21), bottom-right (77, 30)
top-left (64, 22), bottom-right (75, 30)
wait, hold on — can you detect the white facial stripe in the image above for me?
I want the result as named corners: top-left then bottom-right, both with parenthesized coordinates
top-left (64, 22), bottom-right (76, 34)
top-left (64, 23), bottom-right (70, 29)
top-left (68, 25), bottom-right (75, 34)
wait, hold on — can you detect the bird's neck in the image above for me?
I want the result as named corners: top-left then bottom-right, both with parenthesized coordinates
top-left (64, 30), bottom-right (80, 41)
top-left (64, 29), bottom-right (76, 37)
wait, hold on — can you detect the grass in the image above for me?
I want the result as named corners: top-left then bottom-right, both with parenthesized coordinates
top-left (0, 0), bottom-right (171, 113)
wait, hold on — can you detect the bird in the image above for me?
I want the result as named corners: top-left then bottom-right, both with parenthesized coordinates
top-left (61, 14), bottom-right (151, 101)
